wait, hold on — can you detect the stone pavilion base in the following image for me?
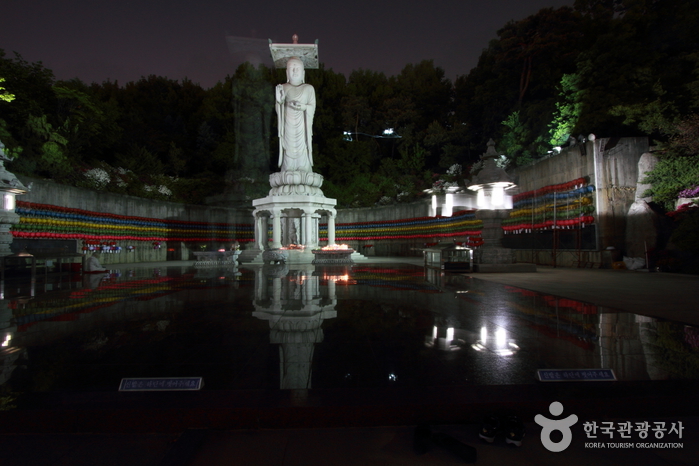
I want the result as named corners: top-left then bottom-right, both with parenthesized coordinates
top-left (248, 187), bottom-right (368, 264)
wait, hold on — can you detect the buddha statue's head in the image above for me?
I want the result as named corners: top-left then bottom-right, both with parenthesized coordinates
top-left (286, 57), bottom-right (305, 85)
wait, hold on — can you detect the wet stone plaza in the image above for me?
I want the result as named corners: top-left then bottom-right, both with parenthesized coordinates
top-left (3, 262), bottom-right (699, 400)
top-left (3, 260), bottom-right (699, 466)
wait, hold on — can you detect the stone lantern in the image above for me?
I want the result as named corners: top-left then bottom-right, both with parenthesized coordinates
top-left (467, 139), bottom-right (535, 272)
top-left (0, 141), bottom-right (30, 257)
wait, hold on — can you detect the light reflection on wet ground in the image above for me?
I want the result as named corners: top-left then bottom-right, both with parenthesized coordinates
top-left (2, 264), bottom-right (699, 398)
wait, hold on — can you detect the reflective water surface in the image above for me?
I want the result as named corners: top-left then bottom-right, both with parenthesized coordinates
top-left (2, 264), bottom-right (699, 398)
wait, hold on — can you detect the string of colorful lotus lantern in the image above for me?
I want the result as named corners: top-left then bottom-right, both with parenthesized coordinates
top-left (11, 201), bottom-right (254, 244)
top-left (503, 178), bottom-right (597, 234)
top-left (512, 178), bottom-right (588, 203)
top-left (12, 201), bottom-right (485, 251)
top-left (320, 210), bottom-right (484, 241)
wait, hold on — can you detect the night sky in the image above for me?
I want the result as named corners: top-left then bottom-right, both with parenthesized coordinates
top-left (3, 0), bottom-right (572, 89)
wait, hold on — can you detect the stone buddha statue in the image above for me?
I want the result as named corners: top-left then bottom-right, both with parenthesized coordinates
top-left (275, 57), bottom-right (316, 173)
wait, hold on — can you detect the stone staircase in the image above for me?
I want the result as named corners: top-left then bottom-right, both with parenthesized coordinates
top-left (237, 248), bottom-right (369, 264)
top-left (237, 248), bottom-right (262, 263)
top-left (349, 251), bottom-right (369, 262)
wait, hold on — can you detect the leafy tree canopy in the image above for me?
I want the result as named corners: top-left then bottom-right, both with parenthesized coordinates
top-left (2, 0), bottom-right (699, 207)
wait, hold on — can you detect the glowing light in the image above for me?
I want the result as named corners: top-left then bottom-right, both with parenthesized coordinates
top-left (442, 193), bottom-right (453, 217)
top-left (326, 274), bottom-right (350, 283)
top-left (476, 189), bottom-right (486, 208)
top-left (492, 186), bottom-right (504, 207)
top-left (446, 327), bottom-right (454, 342)
top-left (3, 194), bottom-right (15, 211)
top-left (321, 244), bottom-right (350, 250)
top-left (496, 328), bottom-right (507, 347)
top-left (491, 182), bottom-right (513, 188)
top-left (480, 326), bottom-right (487, 345)
top-left (433, 326), bottom-right (438, 339)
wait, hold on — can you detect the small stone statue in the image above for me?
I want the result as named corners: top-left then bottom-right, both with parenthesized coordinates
top-left (85, 251), bottom-right (108, 272)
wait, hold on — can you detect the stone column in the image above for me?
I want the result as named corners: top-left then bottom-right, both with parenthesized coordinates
top-left (303, 210), bottom-right (313, 249)
top-left (478, 209), bottom-right (511, 249)
top-left (327, 276), bottom-right (336, 301)
top-left (254, 267), bottom-right (266, 300)
top-left (326, 211), bottom-right (336, 246)
top-left (271, 210), bottom-right (282, 249)
top-left (252, 211), bottom-right (262, 250)
top-left (473, 208), bottom-right (538, 272)
top-left (272, 276), bottom-right (282, 303)
top-left (474, 209), bottom-right (515, 265)
top-left (312, 214), bottom-right (321, 249)
top-left (304, 273), bottom-right (315, 301)
top-left (261, 215), bottom-right (270, 249)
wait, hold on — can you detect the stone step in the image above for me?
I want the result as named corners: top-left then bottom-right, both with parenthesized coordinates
top-left (240, 248), bottom-right (370, 264)
top-left (237, 249), bottom-right (262, 263)
top-left (349, 251), bottom-right (369, 262)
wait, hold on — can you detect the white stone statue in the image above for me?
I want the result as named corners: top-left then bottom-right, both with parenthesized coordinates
top-left (290, 218), bottom-right (299, 244)
top-left (85, 251), bottom-right (108, 273)
top-left (275, 57), bottom-right (316, 172)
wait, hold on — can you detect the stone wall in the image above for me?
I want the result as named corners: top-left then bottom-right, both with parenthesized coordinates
top-left (17, 176), bottom-right (249, 224)
top-left (13, 136), bottom-right (650, 265)
top-left (331, 201), bottom-right (483, 257)
top-left (333, 201), bottom-right (431, 256)
top-left (509, 137), bottom-right (649, 265)
top-left (336, 202), bottom-right (431, 224)
top-left (15, 176), bottom-right (251, 264)
top-left (12, 175), bottom-right (448, 262)
top-left (512, 143), bottom-right (594, 190)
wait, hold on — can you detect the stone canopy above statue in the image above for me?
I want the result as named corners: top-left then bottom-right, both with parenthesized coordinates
top-left (269, 35), bottom-right (319, 69)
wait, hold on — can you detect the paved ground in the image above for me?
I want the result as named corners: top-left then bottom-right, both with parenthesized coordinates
top-left (2, 259), bottom-right (698, 465)
top-left (471, 265), bottom-right (699, 326)
top-left (115, 258), bottom-right (699, 324)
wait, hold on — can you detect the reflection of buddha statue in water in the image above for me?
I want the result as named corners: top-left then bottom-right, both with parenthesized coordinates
top-left (275, 57), bottom-right (316, 172)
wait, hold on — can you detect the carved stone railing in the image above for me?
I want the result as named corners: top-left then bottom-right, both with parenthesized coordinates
top-left (261, 249), bottom-right (289, 264)
top-left (311, 248), bottom-right (354, 264)
top-left (193, 250), bottom-right (240, 267)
